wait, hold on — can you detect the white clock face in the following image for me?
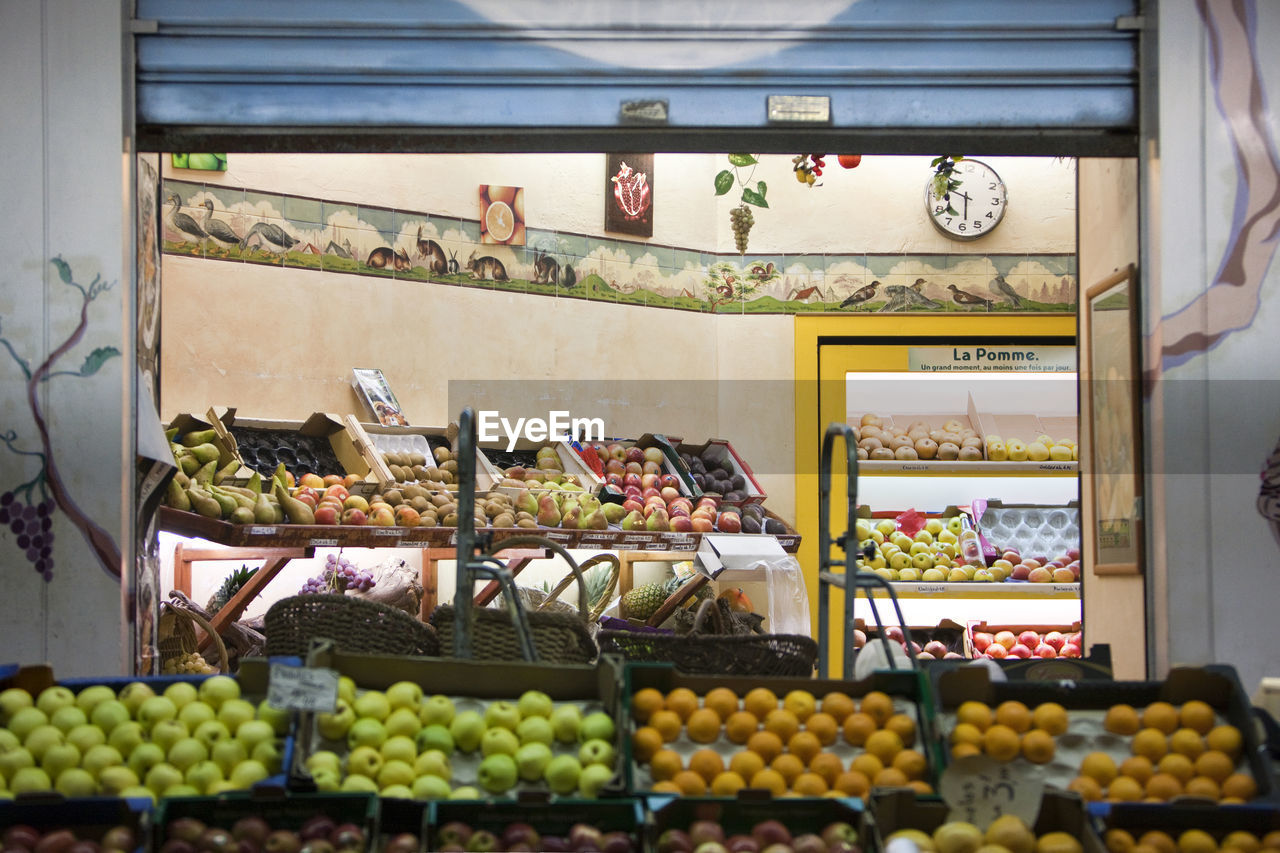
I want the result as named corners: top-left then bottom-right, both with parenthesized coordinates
top-left (925, 158), bottom-right (1007, 240)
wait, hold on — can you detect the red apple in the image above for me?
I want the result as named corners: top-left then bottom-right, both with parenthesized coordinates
top-left (1027, 567), bottom-right (1053, 583)
top-left (1052, 567), bottom-right (1076, 583)
top-left (1034, 643), bottom-right (1057, 659)
top-left (323, 484), bottom-right (349, 503)
top-left (668, 505), bottom-right (691, 519)
top-left (369, 506), bottom-right (395, 527)
top-left (907, 641), bottom-right (922, 656)
top-left (1022, 558), bottom-right (1042, 570)
top-left (625, 447), bottom-right (645, 465)
top-left (971, 632), bottom-right (993, 653)
top-left (994, 631), bottom-right (1017, 650)
top-left (622, 473), bottom-right (642, 489)
top-left (313, 504), bottom-right (339, 526)
top-left (1018, 631), bottom-right (1040, 648)
top-left (322, 474), bottom-right (343, 487)
top-left (885, 626), bottom-right (904, 643)
top-left (299, 473), bottom-right (325, 489)
top-left (659, 486), bottom-right (681, 503)
top-left (1008, 643), bottom-right (1033, 659)
top-left (670, 516), bottom-right (694, 533)
top-left (624, 461), bottom-right (644, 476)
top-left (622, 499), bottom-right (644, 513)
top-left (668, 497), bottom-right (693, 514)
top-left (924, 641), bottom-right (949, 658)
top-left (641, 473), bottom-right (661, 491)
top-left (716, 512), bottom-right (742, 533)
top-left (593, 444), bottom-right (609, 463)
top-left (1066, 547), bottom-right (1081, 561)
top-left (605, 473), bottom-right (624, 488)
top-left (394, 506), bottom-right (420, 527)
top-left (342, 494), bottom-right (370, 513)
top-left (691, 516), bottom-right (714, 533)
top-left (605, 459), bottom-right (626, 476)
top-left (986, 644), bottom-right (1008, 659)
top-left (1060, 643), bottom-right (1081, 658)
top-left (659, 474), bottom-right (680, 490)
top-left (607, 443), bottom-right (627, 462)
top-left (1067, 631), bottom-right (1082, 647)
top-left (294, 492), bottom-right (319, 511)
top-left (1001, 550), bottom-right (1021, 564)
top-left (837, 154), bottom-right (862, 169)
top-left (643, 502), bottom-right (665, 518)
top-left (697, 496), bottom-right (720, 511)
top-left (1068, 561), bottom-right (1081, 579)
top-left (944, 652), bottom-right (964, 660)
top-left (341, 507), bottom-right (367, 526)
top-left (641, 487), bottom-right (662, 502)
top-left (341, 473), bottom-right (360, 489)
top-left (1010, 564), bottom-right (1031, 581)
top-left (642, 461), bottom-right (662, 476)
top-left (1043, 631), bottom-right (1066, 651)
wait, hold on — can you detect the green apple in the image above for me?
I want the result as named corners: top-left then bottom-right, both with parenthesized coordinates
top-left (381, 784), bottom-right (413, 800)
top-left (317, 699), bottom-right (356, 740)
top-left (192, 719), bottom-right (232, 750)
top-left (549, 705), bottom-right (582, 744)
top-left (948, 567), bottom-right (970, 582)
top-left (252, 740), bottom-right (282, 775)
top-left (48, 705), bottom-right (87, 734)
top-left (347, 717), bottom-right (388, 751)
top-left (516, 715), bottom-right (553, 746)
top-left (937, 529), bottom-right (959, 545)
top-left (420, 695), bottom-right (455, 726)
top-left (36, 686), bottom-right (77, 717)
top-left (89, 700), bottom-right (130, 734)
top-left (412, 749), bottom-right (450, 780)
top-left (415, 724), bottom-right (453, 754)
top-left (384, 707), bottom-right (422, 739)
top-left (8, 707), bottom-right (49, 741)
top-left (126, 742), bottom-right (165, 778)
top-left (385, 681), bottom-right (423, 712)
top-left (312, 767), bottom-right (342, 791)
top-left (97, 765), bottom-right (139, 796)
top-left (210, 738), bottom-right (248, 775)
top-left (0, 748), bottom-right (34, 783)
top-left (338, 676), bottom-right (357, 706)
top-left (913, 529), bottom-right (933, 545)
top-left (1006, 438), bottom-right (1028, 462)
top-left (379, 735), bottom-right (417, 765)
top-left (875, 568), bottom-right (895, 582)
top-left (483, 700), bottom-right (521, 732)
top-left (164, 783), bottom-right (202, 797)
top-left (163, 681), bottom-right (199, 710)
top-left (377, 759), bottom-right (416, 790)
top-left (137, 696), bottom-right (178, 730)
top-left (105, 720), bottom-right (142, 755)
top-left (217, 698), bottom-right (257, 733)
top-left (72, 685), bottom-right (114, 716)
top-left (117, 682), bottom-right (156, 716)
top-left (911, 552), bottom-right (934, 570)
top-left (167, 737), bottom-right (209, 773)
top-left (891, 533), bottom-right (913, 552)
top-left (352, 691), bottom-right (390, 722)
top-left (543, 754), bottom-right (581, 795)
top-left (875, 519), bottom-right (897, 538)
top-left (197, 675), bottom-right (240, 710)
top-left (178, 700), bottom-right (217, 730)
top-left (10, 766), bottom-right (51, 794)
top-left (0, 730), bottom-right (19, 752)
top-left (888, 552), bottom-right (912, 570)
top-left (909, 542), bottom-right (932, 556)
top-left (476, 753), bottom-right (517, 794)
top-left (578, 762), bottom-right (614, 798)
top-left (144, 761), bottom-right (184, 796)
top-left (946, 516), bottom-right (965, 535)
top-left (480, 727), bottom-right (519, 758)
top-left (118, 784), bottom-right (155, 804)
top-left (342, 774), bottom-right (379, 794)
top-left (410, 774), bottom-right (451, 801)
top-left (23, 725), bottom-right (65, 762)
top-left (80, 743), bottom-right (123, 778)
top-left (150, 719), bottom-right (190, 753)
top-left (449, 710), bottom-right (486, 752)
top-left (515, 742), bottom-right (552, 782)
top-left (922, 568), bottom-right (947, 583)
top-left (449, 785), bottom-right (481, 800)
top-left (897, 568), bottom-right (921, 583)
top-left (578, 712), bottom-right (615, 743)
top-left (0, 688), bottom-right (33, 724)
top-left (228, 759), bottom-right (269, 789)
top-left (256, 699), bottom-right (290, 735)
top-left (306, 749), bottom-right (341, 776)
top-left (578, 738), bottom-right (615, 768)
top-left (854, 519), bottom-right (873, 541)
top-left (235, 719), bottom-right (276, 752)
top-left (40, 741), bottom-right (80, 778)
top-left (516, 690), bottom-right (554, 720)
top-left (973, 569), bottom-right (995, 582)
top-left (184, 759), bottom-right (224, 794)
top-left (345, 745), bottom-right (384, 779)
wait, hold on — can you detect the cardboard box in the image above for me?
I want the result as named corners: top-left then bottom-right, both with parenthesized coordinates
top-left (586, 434), bottom-right (699, 499)
top-left (962, 621), bottom-right (1083, 660)
top-left (0, 797), bottom-right (146, 847)
top-left (870, 789), bottom-right (1105, 852)
top-left (355, 419), bottom-right (500, 492)
top-left (848, 412), bottom-right (985, 462)
top-left (167, 411), bottom-right (242, 469)
top-left (1097, 802), bottom-right (1280, 843)
top-left (649, 795), bottom-right (866, 849)
top-left (428, 799), bottom-right (644, 852)
top-left (484, 438), bottom-right (605, 495)
top-left (677, 438), bottom-right (765, 505)
top-left (967, 394), bottom-right (1079, 459)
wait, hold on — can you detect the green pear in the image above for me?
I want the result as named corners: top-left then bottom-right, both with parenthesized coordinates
top-left (601, 503), bottom-right (627, 525)
top-left (514, 491), bottom-right (538, 517)
top-left (621, 510), bottom-right (645, 531)
top-left (578, 496), bottom-right (601, 517)
top-left (535, 495), bottom-right (561, 527)
top-left (579, 509), bottom-right (608, 531)
top-left (560, 507), bottom-right (581, 529)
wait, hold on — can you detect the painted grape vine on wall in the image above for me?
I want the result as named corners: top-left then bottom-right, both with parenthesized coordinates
top-left (0, 257), bottom-right (122, 582)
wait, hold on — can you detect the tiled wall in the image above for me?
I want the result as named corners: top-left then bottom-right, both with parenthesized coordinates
top-left (162, 179), bottom-right (1077, 314)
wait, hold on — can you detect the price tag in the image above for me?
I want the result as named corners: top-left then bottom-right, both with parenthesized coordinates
top-left (940, 754), bottom-right (1043, 829)
top-left (249, 526), bottom-right (278, 536)
top-left (544, 531), bottom-right (573, 542)
top-left (646, 541), bottom-right (669, 552)
top-left (266, 664), bottom-right (340, 713)
top-left (622, 534), bottom-right (652, 545)
top-left (308, 538), bottom-right (339, 547)
top-left (374, 528), bottom-right (403, 538)
top-left (668, 536), bottom-right (696, 550)
top-left (449, 530), bottom-right (459, 545)
top-left (581, 534), bottom-right (616, 545)
top-left (915, 584), bottom-right (947, 594)
top-left (1052, 585), bottom-right (1079, 594)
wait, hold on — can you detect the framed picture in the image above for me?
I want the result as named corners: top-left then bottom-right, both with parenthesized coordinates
top-left (1085, 264), bottom-right (1143, 575)
top-left (479, 185), bottom-right (525, 245)
top-left (605, 153), bottom-right (654, 237)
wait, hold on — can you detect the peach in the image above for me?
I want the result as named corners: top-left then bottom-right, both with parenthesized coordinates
top-left (994, 631), bottom-right (1017, 650)
top-left (1027, 567), bottom-right (1054, 583)
top-left (986, 644), bottom-right (1008, 659)
top-left (971, 632), bottom-right (993, 653)
top-left (1008, 643), bottom-right (1033, 659)
top-left (1034, 644), bottom-right (1057, 658)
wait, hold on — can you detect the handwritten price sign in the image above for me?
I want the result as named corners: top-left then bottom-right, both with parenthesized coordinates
top-left (266, 664), bottom-right (340, 713)
top-left (939, 754), bottom-right (1043, 829)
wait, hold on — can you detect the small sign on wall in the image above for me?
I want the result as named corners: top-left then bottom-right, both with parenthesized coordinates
top-left (606, 153), bottom-right (653, 237)
top-left (479, 185), bottom-right (525, 245)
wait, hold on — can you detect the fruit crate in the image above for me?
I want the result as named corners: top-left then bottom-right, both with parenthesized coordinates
top-left (848, 411), bottom-right (985, 463)
top-left (676, 439), bottom-right (764, 506)
top-left (484, 438), bottom-right (605, 497)
top-left (355, 419), bottom-right (501, 492)
top-left (375, 796), bottom-right (428, 853)
top-left (427, 797), bottom-right (644, 852)
top-left (869, 788), bottom-right (1105, 853)
top-left (973, 500), bottom-right (1081, 570)
top-left (1094, 801), bottom-right (1280, 849)
top-left (621, 661), bottom-right (940, 797)
top-left (962, 622), bottom-right (1084, 662)
top-left (592, 434), bottom-right (700, 500)
top-left (932, 664), bottom-right (1277, 805)
top-left (152, 792), bottom-right (378, 853)
top-left (647, 792), bottom-right (866, 851)
top-left (859, 619), bottom-right (969, 662)
top-left (292, 649), bottom-right (628, 801)
top-left (0, 797), bottom-right (147, 851)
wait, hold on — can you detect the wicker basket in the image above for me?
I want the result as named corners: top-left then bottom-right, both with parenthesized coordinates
top-left (264, 594), bottom-right (440, 658)
top-left (158, 595), bottom-right (229, 674)
top-left (597, 598), bottom-right (818, 677)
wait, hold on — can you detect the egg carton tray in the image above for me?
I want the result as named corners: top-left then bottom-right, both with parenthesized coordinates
top-left (976, 500), bottom-right (1080, 561)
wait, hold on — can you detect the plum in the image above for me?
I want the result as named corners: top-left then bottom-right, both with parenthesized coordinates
top-left (656, 830), bottom-right (694, 853)
top-left (689, 823), bottom-right (725, 847)
top-left (751, 822), bottom-right (791, 848)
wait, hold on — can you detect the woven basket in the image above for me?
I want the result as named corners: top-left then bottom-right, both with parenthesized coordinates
top-left (158, 596), bottom-right (229, 674)
top-left (264, 594), bottom-right (439, 658)
top-left (597, 598), bottom-right (818, 677)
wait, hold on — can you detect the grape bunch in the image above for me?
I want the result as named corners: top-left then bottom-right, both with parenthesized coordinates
top-left (0, 491), bottom-right (55, 581)
top-left (730, 204), bottom-right (754, 255)
top-left (163, 651), bottom-right (216, 675)
top-left (299, 552), bottom-right (376, 595)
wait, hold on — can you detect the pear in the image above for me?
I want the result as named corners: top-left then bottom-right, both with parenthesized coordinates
top-left (274, 482), bottom-right (315, 525)
top-left (189, 443), bottom-right (222, 466)
top-left (621, 510), bottom-right (645, 531)
top-left (560, 507), bottom-right (581, 529)
top-left (514, 491), bottom-right (538, 517)
top-left (601, 503), bottom-right (627, 525)
top-left (179, 455), bottom-right (200, 476)
top-left (166, 477), bottom-right (191, 511)
top-left (645, 509), bottom-right (670, 532)
top-left (579, 509), bottom-right (608, 531)
top-left (560, 497), bottom-right (580, 518)
top-left (181, 429), bottom-right (217, 447)
top-left (578, 496), bottom-right (601, 517)
top-left (253, 492), bottom-right (276, 524)
top-left (535, 495), bottom-right (562, 527)
top-left (192, 459), bottom-right (218, 487)
top-left (186, 487), bottom-right (222, 519)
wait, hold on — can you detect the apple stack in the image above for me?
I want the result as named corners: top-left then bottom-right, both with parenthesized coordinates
top-left (153, 796), bottom-right (377, 853)
top-left (650, 797), bottom-right (863, 853)
top-left (0, 674), bottom-right (288, 801)
top-left (970, 627), bottom-right (1083, 661)
top-left (854, 515), bottom-right (1006, 584)
top-left (307, 679), bottom-right (620, 800)
top-left (429, 800), bottom-right (644, 853)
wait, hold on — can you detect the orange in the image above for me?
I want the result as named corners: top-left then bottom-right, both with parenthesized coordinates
top-left (1119, 755), bottom-right (1155, 785)
top-left (1143, 772), bottom-right (1182, 801)
top-left (782, 689), bottom-right (817, 722)
top-left (951, 742), bottom-right (982, 760)
top-left (808, 752), bottom-right (844, 786)
top-left (859, 691), bottom-right (894, 725)
top-left (725, 710), bottom-right (759, 744)
top-left (729, 750), bottom-right (764, 781)
top-left (1020, 728), bottom-right (1056, 764)
top-left (1222, 772), bottom-right (1258, 800)
top-left (1156, 752), bottom-right (1194, 784)
top-left (687, 748), bottom-right (724, 783)
top-left (631, 688), bottom-right (665, 724)
top-left (865, 728), bottom-right (904, 764)
top-left (1141, 701), bottom-right (1180, 735)
top-left (710, 770), bottom-right (746, 796)
top-left (1080, 751), bottom-right (1119, 786)
top-left (1138, 832), bottom-right (1175, 853)
top-left (950, 722), bottom-right (984, 748)
top-left (994, 700), bottom-right (1032, 733)
top-left (665, 687), bottom-right (700, 722)
top-left (873, 766), bottom-right (909, 788)
top-left (1103, 829), bottom-right (1137, 852)
top-left (982, 724), bottom-right (1021, 762)
top-left (1132, 728), bottom-right (1169, 761)
top-left (1033, 701), bottom-right (1070, 736)
top-left (1108, 775), bottom-right (1145, 802)
top-left (749, 767), bottom-right (787, 796)
top-left (649, 709), bottom-right (683, 743)
top-left (833, 769), bottom-right (871, 798)
top-left (686, 707), bottom-right (722, 744)
top-left (787, 731), bottom-right (822, 764)
top-left (743, 687), bottom-right (779, 720)
top-left (649, 748), bottom-right (683, 781)
top-left (650, 780), bottom-right (681, 794)
top-left (804, 712), bottom-right (839, 746)
top-left (842, 712), bottom-right (878, 747)
top-left (763, 708), bottom-right (800, 742)
top-left (1193, 749), bottom-right (1234, 783)
top-left (703, 687), bottom-right (740, 722)
top-left (672, 769), bottom-right (707, 796)
top-left (1264, 832), bottom-right (1280, 848)
top-left (631, 726), bottom-right (663, 762)
top-left (892, 748), bottom-right (927, 780)
top-left (1067, 775), bottom-right (1104, 801)
top-left (1179, 700), bottom-right (1216, 735)
top-left (1207, 724), bottom-right (1243, 758)
top-left (1183, 775), bottom-right (1220, 799)
top-left (884, 713), bottom-right (916, 746)
top-left (820, 691), bottom-right (856, 723)
top-left (792, 771), bottom-right (829, 796)
top-left (849, 752), bottom-right (884, 780)
top-left (1177, 830), bottom-right (1217, 853)
top-left (909, 780), bottom-right (934, 796)
top-left (746, 730), bottom-right (784, 764)
top-left (955, 700), bottom-right (993, 731)
top-left (770, 752), bottom-right (806, 785)
top-left (1105, 704), bottom-right (1142, 735)
top-left (1168, 727), bottom-right (1205, 760)
top-left (1221, 831), bottom-right (1262, 852)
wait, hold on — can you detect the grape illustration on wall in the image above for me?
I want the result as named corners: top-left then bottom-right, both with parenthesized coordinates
top-left (479, 185), bottom-right (525, 245)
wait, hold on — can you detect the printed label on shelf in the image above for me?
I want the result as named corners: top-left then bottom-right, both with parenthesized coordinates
top-left (308, 538), bottom-right (339, 547)
top-left (544, 531), bottom-right (573, 542)
top-left (581, 533), bottom-right (616, 545)
top-left (1052, 584), bottom-right (1079, 594)
top-left (646, 541), bottom-right (670, 551)
top-left (249, 526), bottom-right (278, 536)
top-left (909, 345), bottom-right (1076, 373)
top-left (667, 536), bottom-right (696, 549)
top-left (1038, 463), bottom-right (1075, 471)
top-left (940, 754), bottom-right (1043, 829)
top-left (374, 528), bottom-right (402, 538)
top-left (267, 663), bottom-right (340, 713)
top-left (622, 534), bottom-right (653, 545)
top-left (915, 584), bottom-right (947, 594)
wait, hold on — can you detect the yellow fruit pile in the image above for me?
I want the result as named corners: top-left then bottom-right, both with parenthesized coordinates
top-left (630, 685), bottom-right (932, 799)
top-left (888, 814), bottom-right (1082, 853)
top-left (986, 433), bottom-right (1078, 463)
top-left (162, 652), bottom-right (216, 675)
top-left (1104, 827), bottom-right (1280, 853)
top-left (949, 699), bottom-right (1068, 765)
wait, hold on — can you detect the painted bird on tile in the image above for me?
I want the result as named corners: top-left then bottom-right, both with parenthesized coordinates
top-left (839, 280), bottom-right (879, 309)
top-left (200, 200), bottom-right (242, 249)
top-left (879, 284), bottom-right (942, 312)
top-left (910, 277), bottom-right (928, 294)
top-left (990, 275), bottom-right (1026, 308)
top-left (240, 221), bottom-right (300, 255)
top-left (947, 284), bottom-right (993, 310)
top-left (165, 192), bottom-right (208, 246)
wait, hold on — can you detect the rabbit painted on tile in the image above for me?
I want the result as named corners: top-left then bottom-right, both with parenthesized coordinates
top-left (367, 246), bottom-right (411, 271)
top-left (466, 250), bottom-right (508, 281)
top-left (532, 251), bottom-right (560, 285)
top-left (416, 226), bottom-right (448, 275)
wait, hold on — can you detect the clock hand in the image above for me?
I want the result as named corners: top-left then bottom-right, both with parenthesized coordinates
top-left (957, 190), bottom-right (971, 219)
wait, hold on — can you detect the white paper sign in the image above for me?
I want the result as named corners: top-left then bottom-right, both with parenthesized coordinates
top-left (939, 754), bottom-right (1043, 829)
top-left (266, 664), bottom-right (339, 713)
top-left (909, 346), bottom-right (1076, 373)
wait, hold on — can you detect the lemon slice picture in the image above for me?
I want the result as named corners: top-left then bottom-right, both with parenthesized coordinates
top-left (484, 200), bottom-right (515, 243)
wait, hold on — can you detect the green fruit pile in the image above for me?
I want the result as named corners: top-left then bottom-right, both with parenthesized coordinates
top-left (309, 679), bottom-right (618, 800)
top-left (162, 652), bottom-right (217, 675)
top-left (0, 676), bottom-right (288, 801)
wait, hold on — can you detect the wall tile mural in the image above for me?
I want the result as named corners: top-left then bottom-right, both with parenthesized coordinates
top-left (162, 180), bottom-right (1077, 315)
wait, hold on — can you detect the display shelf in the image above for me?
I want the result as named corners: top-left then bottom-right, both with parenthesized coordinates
top-left (878, 580), bottom-right (1078, 599)
top-left (859, 459), bottom-right (1077, 476)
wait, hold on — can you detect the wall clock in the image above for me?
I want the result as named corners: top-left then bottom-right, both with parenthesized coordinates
top-left (925, 158), bottom-right (1007, 240)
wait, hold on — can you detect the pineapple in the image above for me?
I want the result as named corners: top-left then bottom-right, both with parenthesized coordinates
top-left (206, 564), bottom-right (258, 615)
top-left (621, 582), bottom-right (667, 620)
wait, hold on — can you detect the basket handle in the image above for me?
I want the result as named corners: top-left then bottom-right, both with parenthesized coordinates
top-left (689, 597), bottom-right (726, 636)
top-left (168, 595), bottom-right (230, 674)
top-left (540, 553), bottom-right (620, 621)
top-left (486, 535), bottom-right (590, 620)
top-left (645, 573), bottom-right (710, 628)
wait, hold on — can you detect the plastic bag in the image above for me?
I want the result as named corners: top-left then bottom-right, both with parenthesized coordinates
top-left (763, 554), bottom-right (812, 636)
